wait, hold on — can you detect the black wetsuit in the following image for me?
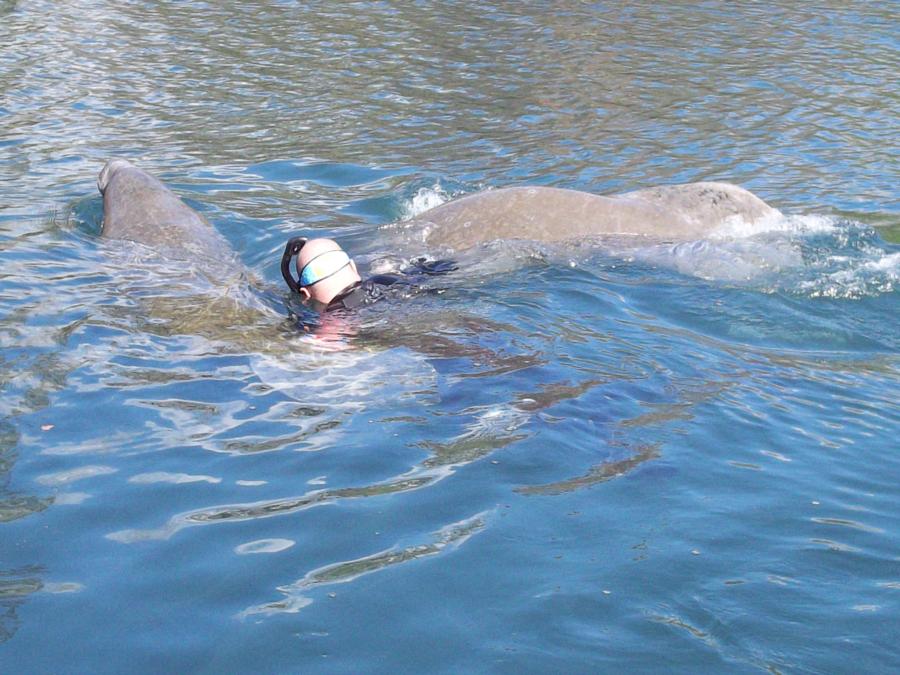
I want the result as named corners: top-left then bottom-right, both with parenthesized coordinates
top-left (325, 259), bottom-right (457, 312)
top-left (326, 274), bottom-right (407, 310)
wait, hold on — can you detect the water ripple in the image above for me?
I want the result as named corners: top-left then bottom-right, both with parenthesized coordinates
top-left (240, 511), bottom-right (488, 617)
top-left (1, 1), bottom-right (898, 671)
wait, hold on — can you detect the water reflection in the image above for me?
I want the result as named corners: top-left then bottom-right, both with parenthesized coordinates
top-left (108, 473), bottom-right (438, 543)
top-left (0, 494), bottom-right (51, 524)
top-left (0, 414), bottom-right (51, 524)
top-left (234, 538), bottom-right (294, 555)
top-left (240, 511), bottom-right (487, 617)
top-left (2, 0), bottom-right (896, 215)
top-left (0, 568), bottom-right (42, 644)
top-left (107, 348), bottom-right (735, 544)
top-left (1, 0), bottom-right (898, 670)
top-left (517, 443), bottom-right (660, 496)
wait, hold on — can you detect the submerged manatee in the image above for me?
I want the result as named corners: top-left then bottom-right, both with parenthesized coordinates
top-left (98, 158), bottom-right (241, 269)
top-left (413, 182), bottom-right (779, 250)
top-left (97, 159), bottom-right (275, 341)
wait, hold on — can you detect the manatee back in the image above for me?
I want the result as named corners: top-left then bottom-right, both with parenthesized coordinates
top-left (617, 182), bottom-right (778, 230)
top-left (416, 182), bottom-right (780, 249)
top-left (98, 159), bottom-right (230, 261)
top-left (419, 186), bottom-right (665, 249)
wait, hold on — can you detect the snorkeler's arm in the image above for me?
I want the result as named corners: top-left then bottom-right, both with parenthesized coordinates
top-left (362, 258), bottom-right (457, 292)
top-left (368, 273), bottom-right (410, 286)
top-left (402, 258), bottom-right (459, 276)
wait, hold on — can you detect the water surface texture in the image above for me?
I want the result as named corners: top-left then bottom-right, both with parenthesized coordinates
top-left (2, 2), bottom-right (899, 672)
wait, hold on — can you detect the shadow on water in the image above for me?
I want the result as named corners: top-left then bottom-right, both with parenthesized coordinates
top-left (0, 250), bottom-right (66, 525)
top-left (0, 238), bottom-right (78, 646)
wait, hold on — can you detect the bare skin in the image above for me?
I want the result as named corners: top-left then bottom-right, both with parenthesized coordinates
top-left (413, 182), bottom-right (779, 250)
top-left (294, 238), bottom-right (362, 305)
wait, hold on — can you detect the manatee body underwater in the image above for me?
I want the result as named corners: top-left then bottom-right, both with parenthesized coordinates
top-left (97, 159), bottom-right (278, 342)
top-left (98, 158), bottom-right (240, 266)
top-left (411, 182), bottom-right (780, 250)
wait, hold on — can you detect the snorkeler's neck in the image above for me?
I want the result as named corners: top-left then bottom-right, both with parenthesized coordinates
top-left (329, 279), bottom-right (363, 306)
top-left (310, 279), bottom-right (363, 312)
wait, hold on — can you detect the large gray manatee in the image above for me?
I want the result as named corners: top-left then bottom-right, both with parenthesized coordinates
top-left (98, 158), bottom-right (239, 270)
top-left (97, 158), bottom-right (275, 342)
top-left (414, 182), bottom-right (779, 250)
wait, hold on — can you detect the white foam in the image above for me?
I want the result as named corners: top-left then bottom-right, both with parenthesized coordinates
top-left (709, 211), bottom-right (837, 240)
top-left (865, 251), bottom-right (900, 273)
top-left (798, 249), bottom-right (899, 299)
top-left (598, 214), bottom-right (895, 290)
top-left (627, 237), bottom-right (804, 282)
top-left (402, 184), bottom-right (450, 220)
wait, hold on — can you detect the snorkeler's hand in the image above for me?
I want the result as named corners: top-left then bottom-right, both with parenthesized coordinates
top-left (406, 258), bottom-right (459, 276)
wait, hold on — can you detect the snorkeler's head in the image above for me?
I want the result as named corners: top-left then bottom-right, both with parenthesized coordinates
top-left (281, 237), bottom-right (361, 305)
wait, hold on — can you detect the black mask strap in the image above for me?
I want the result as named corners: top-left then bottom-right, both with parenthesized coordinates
top-left (281, 236), bottom-right (308, 294)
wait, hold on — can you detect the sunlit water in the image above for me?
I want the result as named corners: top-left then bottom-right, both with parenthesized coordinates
top-left (1, 1), bottom-right (898, 672)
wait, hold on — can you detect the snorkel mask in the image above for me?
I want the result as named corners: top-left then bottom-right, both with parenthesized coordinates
top-left (280, 236), bottom-right (353, 294)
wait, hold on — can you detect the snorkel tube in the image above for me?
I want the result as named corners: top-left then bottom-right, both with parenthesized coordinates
top-left (280, 236), bottom-right (307, 294)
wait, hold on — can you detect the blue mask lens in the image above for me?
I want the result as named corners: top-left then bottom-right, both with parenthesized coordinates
top-left (299, 250), bottom-right (351, 287)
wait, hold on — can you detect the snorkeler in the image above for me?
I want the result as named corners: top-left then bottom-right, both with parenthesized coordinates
top-left (280, 236), bottom-right (456, 311)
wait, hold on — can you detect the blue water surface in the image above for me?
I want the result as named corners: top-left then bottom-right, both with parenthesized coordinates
top-left (1, 1), bottom-right (898, 673)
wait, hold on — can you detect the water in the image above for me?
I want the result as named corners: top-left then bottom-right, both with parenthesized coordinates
top-left (2, 1), bottom-right (898, 672)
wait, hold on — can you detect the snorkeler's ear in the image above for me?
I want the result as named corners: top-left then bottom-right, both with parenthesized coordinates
top-left (300, 287), bottom-right (311, 301)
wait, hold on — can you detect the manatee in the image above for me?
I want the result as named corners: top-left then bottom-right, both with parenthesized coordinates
top-left (97, 159), bottom-right (275, 342)
top-left (98, 158), bottom-right (237, 269)
top-left (413, 182), bottom-right (779, 250)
